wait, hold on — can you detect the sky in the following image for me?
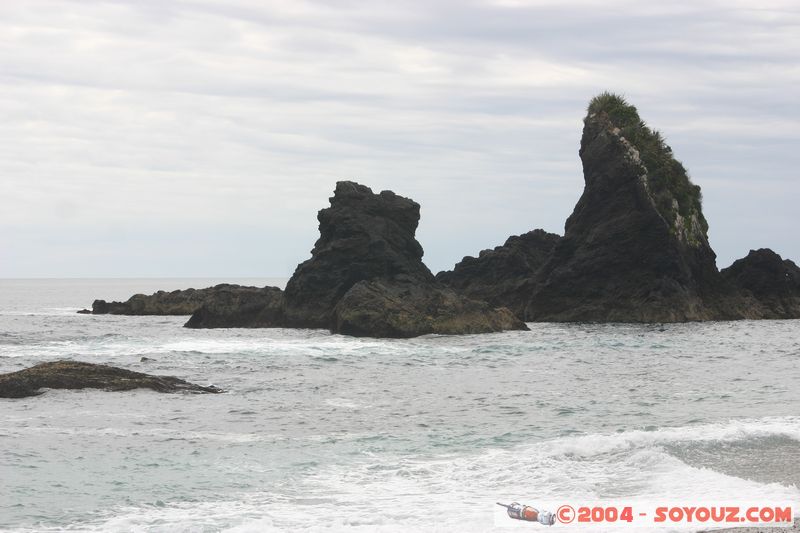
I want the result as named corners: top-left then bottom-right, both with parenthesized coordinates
top-left (1, 0), bottom-right (798, 278)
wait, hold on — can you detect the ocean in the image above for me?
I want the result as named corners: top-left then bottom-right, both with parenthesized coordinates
top-left (1, 279), bottom-right (799, 532)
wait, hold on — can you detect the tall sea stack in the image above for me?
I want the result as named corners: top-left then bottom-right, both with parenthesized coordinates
top-left (438, 92), bottom-right (799, 322)
top-left (282, 181), bottom-right (436, 328)
top-left (526, 93), bottom-right (728, 321)
top-left (185, 181), bottom-right (527, 337)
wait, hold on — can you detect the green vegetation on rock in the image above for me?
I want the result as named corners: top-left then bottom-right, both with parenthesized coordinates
top-left (587, 92), bottom-right (709, 237)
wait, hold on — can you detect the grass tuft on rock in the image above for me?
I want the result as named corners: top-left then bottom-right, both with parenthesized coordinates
top-left (587, 92), bottom-right (708, 236)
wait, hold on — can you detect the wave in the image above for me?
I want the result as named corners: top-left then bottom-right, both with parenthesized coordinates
top-left (11, 417), bottom-right (799, 533)
top-left (0, 331), bottom-right (473, 361)
top-left (535, 416), bottom-right (800, 458)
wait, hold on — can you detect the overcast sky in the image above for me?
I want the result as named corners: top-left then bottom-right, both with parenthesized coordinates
top-left (1, 0), bottom-right (797, 278)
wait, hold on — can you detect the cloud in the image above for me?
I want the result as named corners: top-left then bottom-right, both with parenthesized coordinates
top-left (0, 0), bottom-right (798, 277)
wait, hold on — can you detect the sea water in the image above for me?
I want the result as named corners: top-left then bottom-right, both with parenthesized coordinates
top-left (1, 279), bottom-right (799, 532)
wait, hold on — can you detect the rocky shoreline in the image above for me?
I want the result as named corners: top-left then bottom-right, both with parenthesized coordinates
top-left (82, 93), bottom-right (800, 336)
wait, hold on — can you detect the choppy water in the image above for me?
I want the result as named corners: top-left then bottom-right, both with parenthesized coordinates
top-left (1, 279), bottom-right (799, 532)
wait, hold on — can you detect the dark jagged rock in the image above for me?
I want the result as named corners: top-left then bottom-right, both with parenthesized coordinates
top-left (436, 229), bottom-right (561, 318)
top-left (0, 361), bottom-right (223, 399)
top-left (88, 94), bottom-right (800, 328)
top-left (88, 284), bottom-right (269, 316)
top-left (282, 181), bottom-right (435, 328)
top-left (185, 181), bottom-right (527, 336)
top-left (721, 249), bottom-right (800, 318)
top-left (524, 93), bottom-right (742, 322)
top-left (438, 92), bottom-right (800, 322)
top-left (86, 181), bottom-right (525, 337)
top-left (333, 280), bottom-right (526, 338)
top-left (185, 286), bottom-right (285, 328)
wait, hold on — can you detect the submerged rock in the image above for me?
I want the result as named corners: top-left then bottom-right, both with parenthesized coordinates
top-left (436, 229), bottom-right (560, 318)
top-left (89, 284), bottom-right (269, 315)
top-left (0, 361), bottom-right (223, 399)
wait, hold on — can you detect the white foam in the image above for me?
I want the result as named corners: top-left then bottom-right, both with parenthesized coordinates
top-left (534, 416), bottom-right (800, 458)
top-left (0, 425), bottom-right (266, 443)
top-left (324, 398), bottom-right (366, 409)
top-left (28, 417), bottom-right (800, 533)
top-left (0, 325), bottom-right (482, 362)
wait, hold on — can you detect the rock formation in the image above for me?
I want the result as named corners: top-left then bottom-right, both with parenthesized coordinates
top-left (86, 94), bottom-right (800, 327)
top-left (525, 93), bottom-right (729, 321)
top-left (88, 284), bottom-right (267, 315)
top-left (436, 229), bottom-right (560, 318)
top-left (333, 279), bottom-right (523, 338)
top-left (0, 360), bottom-right (223, 398)
top-left (282, 181), bottom-right (437, 328)
top-left (184, 286), bottom-right (284, 328)
top-left (721, 249), bottom-right (800, 319)
top-left (185, 181), bottom-right (527, 336)
top-left (439, 92), bottom-right (800, 322)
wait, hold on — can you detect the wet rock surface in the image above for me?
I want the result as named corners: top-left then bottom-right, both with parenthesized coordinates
top-left (89, 284), bottom-right (268, 316)
top-left (184, 286), bottom-right (285, 328)
top-left (0, 361), bottom-right (223, 399)
top-left (436, 229), bottom-right (560, 318)
top-left (333, 280), bottom-right (526, 338)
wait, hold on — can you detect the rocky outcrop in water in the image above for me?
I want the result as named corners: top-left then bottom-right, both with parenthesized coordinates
top-left (88, 284), bottom-right (267, 315)
top-left (86, 94), bottom-right (800, 327)
top-left (333, 279), bottom-right (524, 337)
top-left (721, 249), bottom-right (800, 319)
top-left (0, 361), bottom-right (223, 398)
top-left (436, 229), bottom-right (560, 318)
top-left (439, 93), bottom-right (800, 322)
top-left (85, 182), bottom-right (525, 337)
top-left (282, 181), bottom-right (437, 328)
top-left (525, 93), bottom-right (729, 322)
top-left (185, 181), bottom-right (527, 337)
top-left (184, 286), bottom-right (285, 328)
